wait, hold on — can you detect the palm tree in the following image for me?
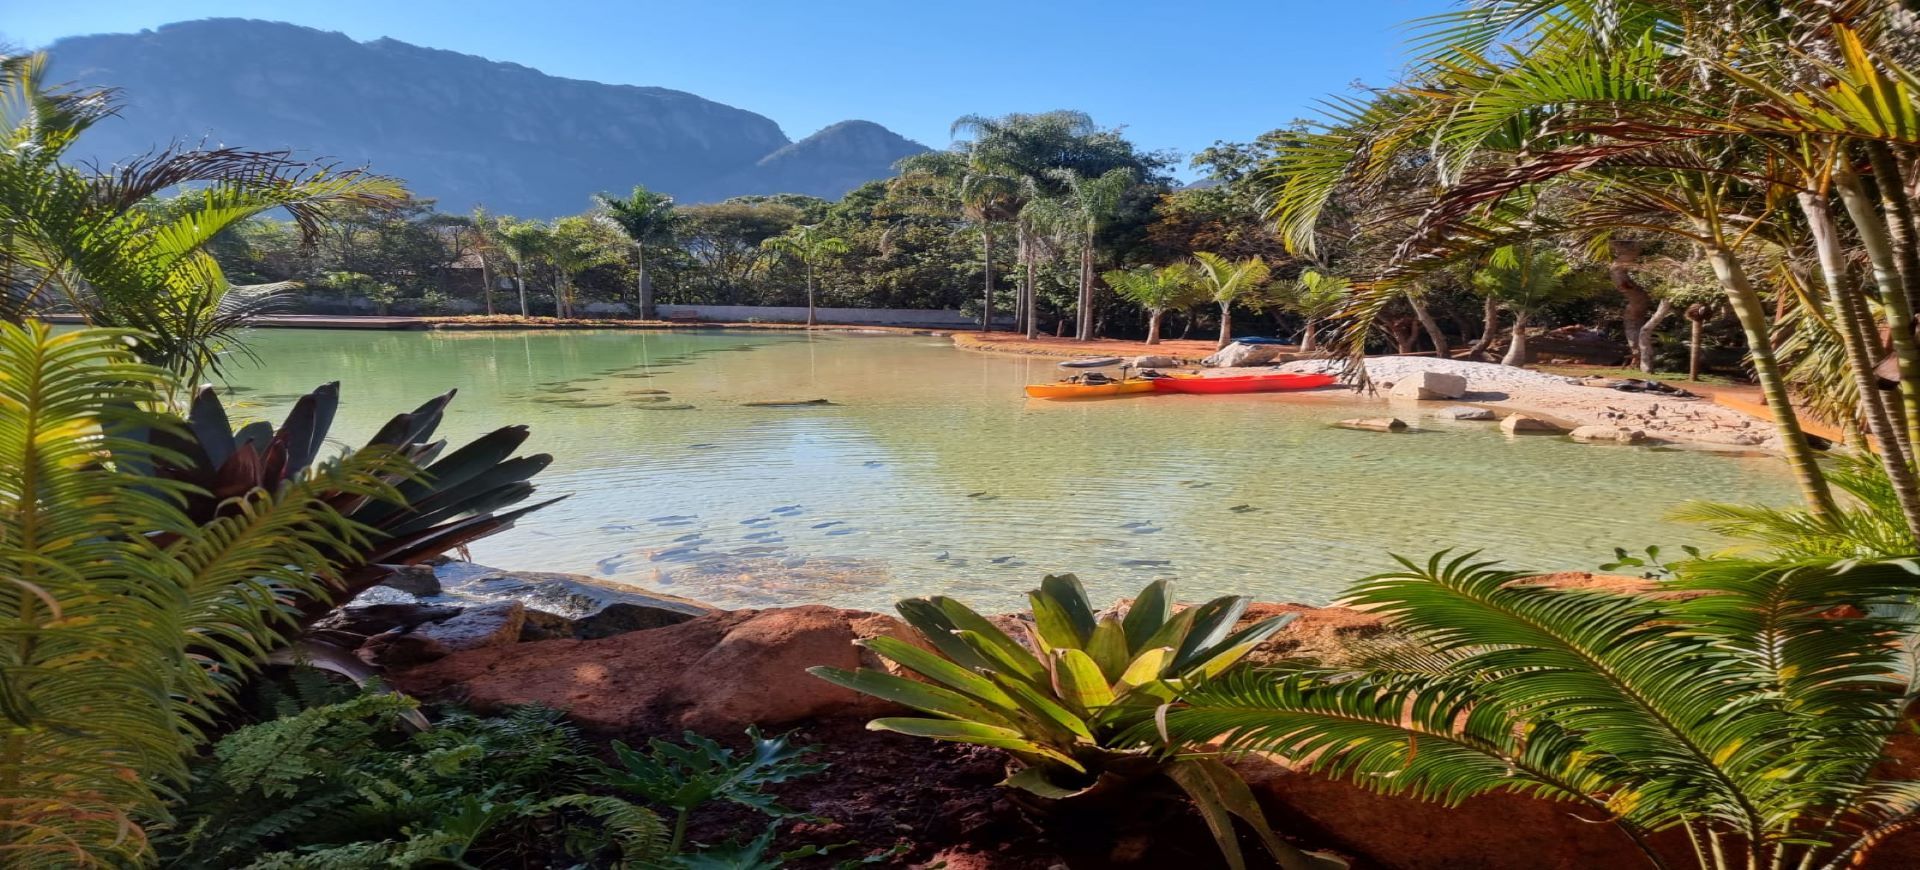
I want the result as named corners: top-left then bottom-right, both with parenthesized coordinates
top-left (0, 53), bottom-right (405, 391)
top-left (0, 322), bottom-right (403, 864)
top-left (495, 218), bottom-right (551, 319)
top-left (1056, 168), bottom-right (1137, 341)
top-left (1469, 243), bottom-right (1596, 366)
top-left (1192, 251), bottom-right (1273, 349)
top-left (546, 216), bottom-right (622, 319)
top-left (1016, 192), bottom-right (1074, 340)
top-left (596, 185), bottom-right (679, 320)
top-left (1283, 269), bottom-right (1349, 353)
top-left (1160, 549), bottom-right (1920, 870)
top-left (1104, 263), bottom-right (1199, 345)
top-left (467, 207), bottom-right (501, 316)
top-left (759, 224), bottom-right (849, 326)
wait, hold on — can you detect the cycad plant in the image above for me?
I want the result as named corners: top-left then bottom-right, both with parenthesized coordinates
top-left (1103, 263), bottom-right (1199, 345)
top-left (811, 576), bottom-right (1343, 870)
top-left (0, 323), bottom-right (405, 864)
top-left (1157, 550), bottom-right (1920, 870)
top-left (1192, 251), bottom-right (1273, 349)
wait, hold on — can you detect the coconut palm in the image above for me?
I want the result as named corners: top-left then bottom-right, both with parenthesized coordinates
top-left (596, 185), bottom-right (679, 319)
top-left (1016, 192), bottom-right (1075, 340)
top-left (546, 215), bottom-right (623, 319)
top-left (1104, 263), bottom-right (1199, 345)
top-left (0, 53), bottom-right (406, 391)
top-left (1192, 251), bottom-right (1273, 349)
top-left (1056, 168), bottom-right (1137, 341)
top-left (493, 217), bottom-right (552, 318)
top-left (1159, 549), bottom-right (1920, 870)
top-left (759, 224), bottom-right (850, 326)
top-left (1283, 269), bottom-right (1349, 353)
top-left (1470, 243), bottom-right (1597, 366)
top-left (0, 323), bottom-right (405, 864)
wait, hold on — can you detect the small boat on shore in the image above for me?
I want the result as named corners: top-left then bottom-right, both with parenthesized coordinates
top-left (1153, 372), bottom-right (1337, 394)
top-left (1025, 378), bottom-right (1158, 399)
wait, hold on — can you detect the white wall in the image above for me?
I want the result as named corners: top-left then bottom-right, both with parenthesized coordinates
top-left (655, 305), bottom-right (1014, 329)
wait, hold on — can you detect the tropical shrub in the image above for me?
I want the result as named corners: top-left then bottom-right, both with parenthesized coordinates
top-left (162, 694), bottom-right (667, 868)
top-left (599, 727), bottom-right (827, 854)
top-left (151, 382), bottom-right (562, 621)
top-left (1157, 550), bottom-right (1920, 870)
top-left (812, 575), bottom-right (1342, 870)
top-left (0, 323), bottom-right (405, 864)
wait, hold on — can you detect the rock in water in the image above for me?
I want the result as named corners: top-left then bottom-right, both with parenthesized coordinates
top-left (1387, 371), bottom-right (1468, 400)
top-left (376, 564), bottom-right (442, 596)
top-left (1336, 418), bottom-right (1409, 433)
top-left (742, 399), bottom-right (835, 407)
top-left (1570, 425), bottom-right (1648, 444)
top-left (1500, 414), bottom-right (1567, 435)
top-left (1435, 405), bottom-right (1496, 421)
top-left (1201, 343), bottom-right (1281, 368)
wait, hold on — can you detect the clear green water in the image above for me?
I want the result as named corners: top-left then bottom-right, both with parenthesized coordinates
top-left (220, 328), bottom-right (1797, 611)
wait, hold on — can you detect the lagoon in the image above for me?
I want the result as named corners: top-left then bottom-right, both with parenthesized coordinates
top-left (221, 328), bottom-right (1798, 611)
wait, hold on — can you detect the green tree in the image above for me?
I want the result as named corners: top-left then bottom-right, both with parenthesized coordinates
top-left (759, 224), bottom-right (850, 326)
top-left (1470, 243), bottom-right (1597, 366)
top-left (0, 53), bottom-right (404, 391)
top-left (1103, 263), bottom-right (1199, 345)
top-left (494, 218), bottom-right (552, 318)
top-left (0, 323), bottom-right (403, 864)
top-left (546, 215), bottom-right (624, 318)
top-left (1057, 168), bottom-right (1138, 341)
top-left (596, 185), bottom-right (680, 319)
top-left (1282, 269), bottom-right (1349, 353)
top-left (1192, 251), bottom-right (1273, 349)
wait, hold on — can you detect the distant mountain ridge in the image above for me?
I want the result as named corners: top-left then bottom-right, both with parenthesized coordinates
top-left (44, 19), bottom-right (930, 217)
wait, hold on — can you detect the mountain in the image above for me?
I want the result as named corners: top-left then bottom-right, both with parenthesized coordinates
top-left (43, 19), bottom-right (929, 217)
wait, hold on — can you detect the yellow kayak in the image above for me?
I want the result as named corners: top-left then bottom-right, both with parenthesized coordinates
top-left (1024, 378), bottom-right (1157, 399)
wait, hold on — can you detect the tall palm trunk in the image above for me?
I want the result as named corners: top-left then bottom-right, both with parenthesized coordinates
top-left (480, 258), bottom-right (495, 316)
top-left (1637, 300), bottom-right (1675, 372)
top-left (636, 244), bottom-right (656, 320)
top-left (1467, 296), bottom-right (1500, 360)
top-left (980, 224), bottom-right (995, 332)
top-left (1301, 319), bottom-right (1318, 353)
top-left (1703, 241), bottom-right (1839, 519)
top-left (1408, 292), bottom-right (1449, 358)
top-left (1216, 303), bottom-right (1233, 349)
top-left (1687, 303), bottom-right (1708, 381)
top-left (1075, 243), bottom-right (1094, 342)
top-left (514, 263), bottom-right (528, 318)
top-left (1839, 159), bottom-right (1920, 453)
top-left (1501, 310), bottom-right (1531, 366)
top-left (1798, 188), bottom-right (1920, 541)
top-left (1610, 239), bottom-right (1655, 371)
top-left (805, 260), bottom-right (818, 327)
top-left (1025, 256), bottom-right (1039, 341)
top-left (1147, 309), bottom-right (1164, 345)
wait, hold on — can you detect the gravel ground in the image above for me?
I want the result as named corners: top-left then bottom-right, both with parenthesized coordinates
top-left (1272, 356), bottom-right (1782, 450)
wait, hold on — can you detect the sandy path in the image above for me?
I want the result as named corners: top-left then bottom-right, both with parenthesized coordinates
top-left (1275, 356), bottom-right (1782, 450)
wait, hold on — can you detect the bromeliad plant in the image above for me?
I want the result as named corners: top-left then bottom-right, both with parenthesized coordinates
top-left (812, 576), bottom-right (1342, 870)
top-left (147, 382), bottom-right (562, 619)
top-left (1158, 550), bottom-right (1920, 870)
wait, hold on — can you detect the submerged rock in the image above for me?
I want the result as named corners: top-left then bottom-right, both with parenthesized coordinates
top-left (742, 398), bottom-right (835, 407)
top-left (1569, 425), bottom-right (1649, 444)
top-left (1434, 405), bottom-right (1495, 421)
top-left (1336, 417), bottom-right (1408, 432)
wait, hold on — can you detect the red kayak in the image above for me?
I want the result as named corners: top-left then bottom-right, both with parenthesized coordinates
top-left (1152, 372), bottom-right (1337, 394)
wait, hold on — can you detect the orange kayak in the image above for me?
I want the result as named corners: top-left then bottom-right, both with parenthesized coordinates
top-left (1024, 379), bottom-right (1158, 399)
top-left (1153, 372), bottom-right (1337, 394)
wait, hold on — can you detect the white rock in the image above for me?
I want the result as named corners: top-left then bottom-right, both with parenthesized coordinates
top-left (1436, 406), bottom-right (1496, 421)
top-left (1388, 370), bottom-right (1468, 400)
top-left (1501, 414), bottom-right (1567, 435)
top-left (1202, 343), bottom-right (1280, 368)
top-left (1131, 355), bottom-right (1179, 368)
top-left (1570, 425), bottom-right (1648, 444)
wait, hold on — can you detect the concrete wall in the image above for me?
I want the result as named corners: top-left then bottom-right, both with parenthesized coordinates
top-left (655, 304), bottom-right (1013, 329)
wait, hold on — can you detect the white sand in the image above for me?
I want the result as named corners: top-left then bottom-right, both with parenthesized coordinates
top-left (1274, 356), bottom-right (1781, 450)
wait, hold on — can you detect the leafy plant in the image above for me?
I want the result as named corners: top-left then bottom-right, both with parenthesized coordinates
top-left (1598, 544), bottom-right (1700, 578)
top-left (600, 727), bottom-right (827, 853)
top-left (149, 382), bottom-right (562, 622)
top-left (812, 575), bottom-right (1342, 870)
top-left (0, 323), bottom-right (404, 865)
top-left (163, 695), bottom-right (668, 869)
top-left (1672, 454), bottom-right (1919, 561)
top-left (1158, 550), bottom-right (1920, 870)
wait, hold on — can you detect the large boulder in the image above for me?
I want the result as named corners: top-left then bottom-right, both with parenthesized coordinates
top-left (1570, 425), bottom-right (1649, 444)
top-left (1202, 342), bottom-right (1280, 368)
top-left (1387, 370), bottom-right (1468, 401)
top-left (390, 605), bottom-right (925, 732)
top-left (1500, 414), bottom-right (1566, 435)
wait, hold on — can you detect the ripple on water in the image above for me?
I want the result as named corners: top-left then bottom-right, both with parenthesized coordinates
top-left (220, 328), bottom-right (1801, 612)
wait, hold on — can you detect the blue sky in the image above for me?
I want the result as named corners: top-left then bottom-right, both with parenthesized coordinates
top-left (6, 0), bottom-right (1451, 179)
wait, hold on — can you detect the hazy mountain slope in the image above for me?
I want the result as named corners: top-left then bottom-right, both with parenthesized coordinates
top-left (45, 19), bottom-right (927, 216)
